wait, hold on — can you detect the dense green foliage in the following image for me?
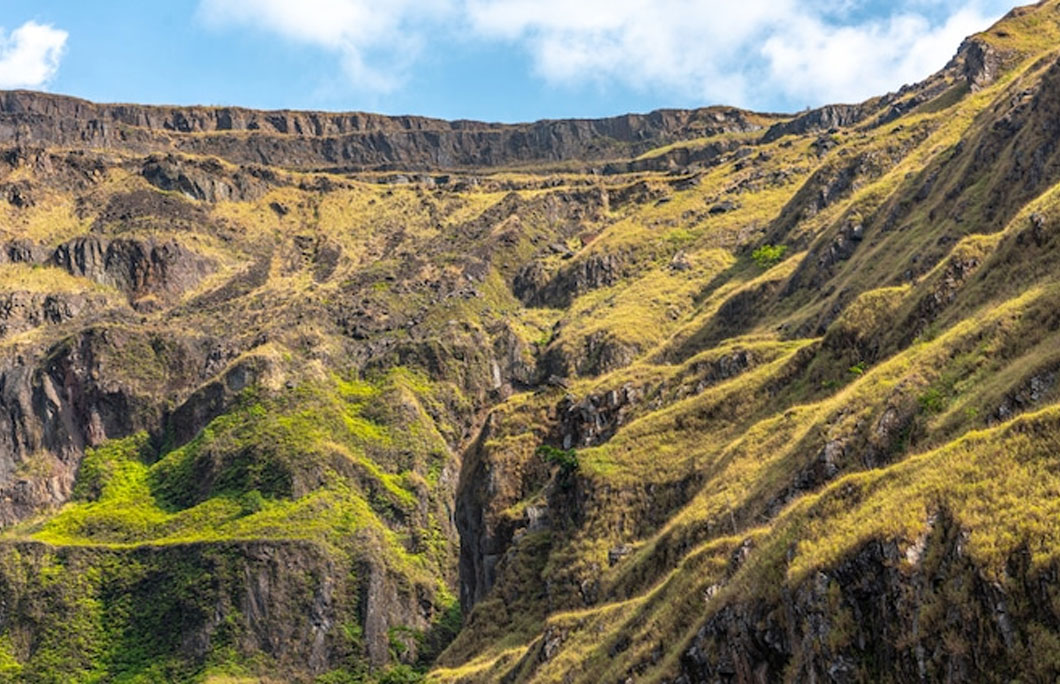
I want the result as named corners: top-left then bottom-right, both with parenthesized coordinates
top-left (750, 244), bottom-right (788, 269)
top-left (536, 446), bottom-right (579, 475)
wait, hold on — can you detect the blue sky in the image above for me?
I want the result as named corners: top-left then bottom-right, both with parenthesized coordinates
top-left (0, 0), bottom-right (1019, 122)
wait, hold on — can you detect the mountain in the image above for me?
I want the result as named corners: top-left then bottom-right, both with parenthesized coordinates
top-left (0, 2), bottom-right (1060, 682)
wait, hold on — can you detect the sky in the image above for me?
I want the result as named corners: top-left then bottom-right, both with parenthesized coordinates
top-left (0, 0), bottom-right (1020, 122)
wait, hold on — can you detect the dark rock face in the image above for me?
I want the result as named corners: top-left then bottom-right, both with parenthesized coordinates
top-left (518, 251), bottom-right (627, 308)
top-left (455, 417), bottom-right (498, 614)
top-left (993, 366), bottom-right (1059, 424)
top-left (454, 411), bottom-right (532, 615)
top-left (0, 326), bottom-right (231, 524)
top-left (0, 540), bottom-right (363, 680)
top-left (0, 333), bottom-right (130, 522)
top-left (0, 91), bottom-right (770, 171)
top-left (762, 105), bottom-right (868, 143)
top-left (599, 138), bottom-right (741, 175)
top-left (0, 291), bottom-right (99, 339)
top-left (960, 37), bottom-right (1004, 91)
top-left (141, 155), bottom-right (269, 202)
top-left (156, 355), bottom-right (273, 455)
top-left (455, 346), bottom-right (765, 619)
top-left (573, 331), bottom-right (638, 378)
top-left (0, 239), bottom-right (47, 264)
top-left (51, 236), bottom-right (214, 304)
top-left (557, 384), bottom-right (641, 449)
top-left (676, 515), bottom-right (1059, 684)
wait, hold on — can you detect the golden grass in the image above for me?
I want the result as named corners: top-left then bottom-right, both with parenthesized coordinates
top-left (0, 263), bottom-right (113, 295)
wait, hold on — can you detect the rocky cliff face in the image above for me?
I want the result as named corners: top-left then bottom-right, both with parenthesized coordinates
top-left (0, 91), bottom-right (771, 172)
top-left (2, 2), bottom-right (1060, 683)
top-left (675, 511), bottom-right (1058, 683)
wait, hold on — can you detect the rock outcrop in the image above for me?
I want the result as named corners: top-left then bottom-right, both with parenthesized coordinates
top-left (51, 236), bottom-right (214, 305)
top-left (0, 91), bottom-right (771, 171)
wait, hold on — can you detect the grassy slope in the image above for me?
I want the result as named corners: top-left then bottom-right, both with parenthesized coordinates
top-left (2, 2), bottom-right (1060, 682)
top-left (430, 2), bottom-right (1060, 680)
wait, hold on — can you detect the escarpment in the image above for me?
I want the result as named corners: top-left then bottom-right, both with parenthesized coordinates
top-left (2, 2), bottom-right (1060, 682)
top-left (0, 90), bottom-right (773, 172)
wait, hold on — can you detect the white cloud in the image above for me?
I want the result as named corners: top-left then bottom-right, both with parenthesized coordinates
top-left (0, 21), bottom-right (68, 90)
top-left (464, 0), bottom-right (1011, 109)
top-left (198, 0), bottom-right (456, 92)
top-left (465, 0), bottom-right (784, 106)
top-left (196, 0), bottom-right (1013, 108)
top-left (761, 7), bottom-right (999, 105)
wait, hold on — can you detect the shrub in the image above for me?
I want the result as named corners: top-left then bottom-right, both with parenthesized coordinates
top-left (537, 445), bottom-right (579, 474)
top-left (378, 664), bottom-right (424, 684)
top-left (752, 244), bottom-right (788, 268)
top-left (918, 388), bottom-right (946, 413)
top-left (239, 490), bottom-right (266, 515)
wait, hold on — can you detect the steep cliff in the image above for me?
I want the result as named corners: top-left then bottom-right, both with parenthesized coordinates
top-left (0, 92), bottom-right (772, 173)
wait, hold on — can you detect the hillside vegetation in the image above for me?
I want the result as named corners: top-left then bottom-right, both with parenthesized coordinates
top-left (1, 2), bottom-right (1060, 682)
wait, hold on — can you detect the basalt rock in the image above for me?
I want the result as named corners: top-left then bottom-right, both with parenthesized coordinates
top-left (677, 514), bottom-right (1059, 683)
top-left (0, 91), bottom-right (772, 171)
top-left (51, 235), bottom-right (214, 304)
top-left (762, 104), bottom-right (868, 144)
top-left (0, 291), bottom-right (101, 339)
top-left (959, 37), bottom-right (1005, 91)
top-left (520, 251), bottom-right (628, 309)
top-left (141, 154), bottom-right (270, 203)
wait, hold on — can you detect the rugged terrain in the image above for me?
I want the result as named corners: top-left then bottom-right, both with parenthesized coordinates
top-left (1, 2), bottom-right (1060, 682)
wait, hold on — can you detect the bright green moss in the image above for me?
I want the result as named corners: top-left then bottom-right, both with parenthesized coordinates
top-left (751, 244), bottom-right (788, 268)
top-left (27, 371), bottom-right (447, 555)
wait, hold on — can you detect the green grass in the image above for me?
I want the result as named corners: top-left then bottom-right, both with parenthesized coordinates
top-left (19, 373), bottom-right (442, 557)
top-left (0, 263), bottom-right (115, 295)
top-left (751, 244), bottom-right (787, 268)
top-left (0, 366), bottom-right (465, 682)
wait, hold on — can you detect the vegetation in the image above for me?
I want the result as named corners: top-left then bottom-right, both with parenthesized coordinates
top-left (536, 445), bottom-right (579, 475)
top-left (750, 244), bottom-right (788, 268)
top-left (3, 2), bottom-right (1060, 681)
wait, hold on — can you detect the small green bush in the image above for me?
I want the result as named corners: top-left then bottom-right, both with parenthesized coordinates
top-left (239, 490), bottom-right (266, 515)
top-left (752, 244), bottom-right (788, 268)
top-left (918, 388), bottom-right (946, 413)
top-left (537, 445), bottom-right (579, 474)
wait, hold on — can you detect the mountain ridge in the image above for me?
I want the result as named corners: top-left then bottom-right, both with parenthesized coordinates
top-left (0, 19), bottom-right (1015, 175)
top-left (0, 89), bottom-right (773, 173)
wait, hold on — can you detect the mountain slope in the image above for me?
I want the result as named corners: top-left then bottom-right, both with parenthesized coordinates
top-left (1, 2), bottom-right (1060, 682)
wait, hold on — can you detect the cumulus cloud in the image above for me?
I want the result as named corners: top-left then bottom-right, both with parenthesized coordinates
top-left (465, 0), bottom-right (780, 105)
top-left (196, 0), bottom-right (1012, 108)
top-left (198, 0), bottom-right (456, 92)
top-left (761, 6), bottom-right (1001, 105)
top-left (465, 0), bottom-right (1009, 108)
top-left (0, 21), bottom-right (69, 90)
